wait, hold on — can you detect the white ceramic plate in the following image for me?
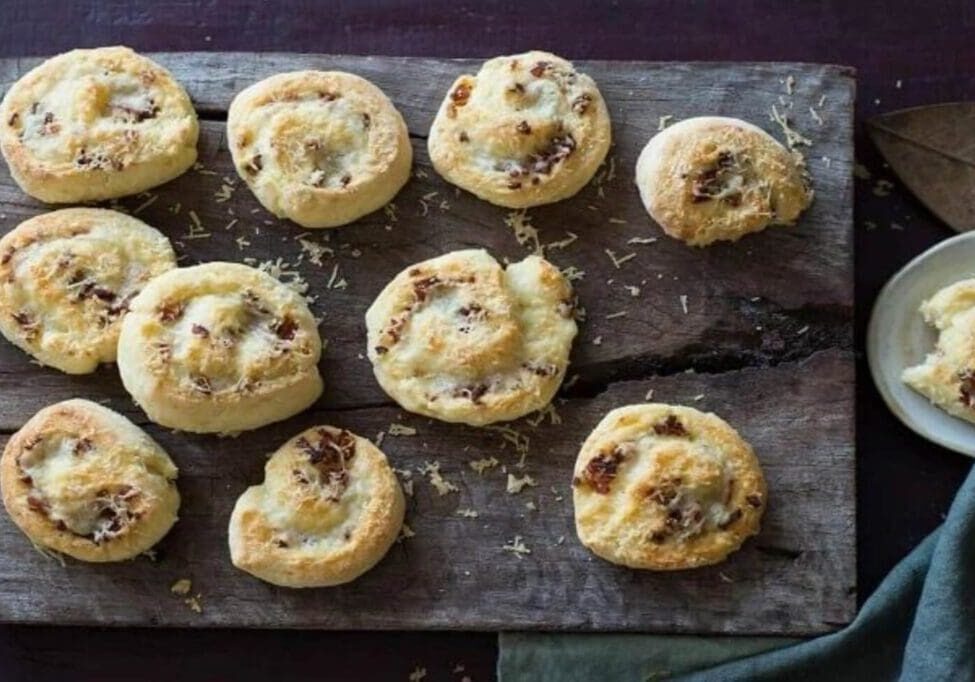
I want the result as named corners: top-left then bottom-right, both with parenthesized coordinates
top-left (867, 230), bottom-right (975, 457)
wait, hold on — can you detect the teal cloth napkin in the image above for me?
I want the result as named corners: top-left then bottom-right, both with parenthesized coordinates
top-left (499, 463), bottom-right (975, 681)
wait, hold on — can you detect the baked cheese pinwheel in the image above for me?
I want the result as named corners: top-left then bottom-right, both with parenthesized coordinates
top-left (117, 262), bottom-right (323, 433)
top-left (366, 249), bottom-right (578, 426)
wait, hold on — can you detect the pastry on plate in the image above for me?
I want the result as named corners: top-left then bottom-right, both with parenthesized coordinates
top-left (0, 208), bottom-right (176, 373)
top-left (903, 278), bottom-right (975, 424)
top-left (427, 50), bottom-right (611, 208)
top-left (573, 403), bottom-right (766, 570)
top-left (365, 248), bottom-right (578, 426)
top-left (229, 426), bottom-right (405, 587)
top-left (635, 116), bottom-right (812, 246)
top-left (0, 46), bottom-right (198, 203)
top-left (116, 261), bottom-right (323, 433)
top-left (1, 399), bottom-right (179, 562)
top-left (227, 71), bottom-right (412, 228)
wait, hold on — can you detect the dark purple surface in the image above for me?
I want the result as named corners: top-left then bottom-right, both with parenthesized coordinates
top-left (1, 1), bottom-right (974, 680)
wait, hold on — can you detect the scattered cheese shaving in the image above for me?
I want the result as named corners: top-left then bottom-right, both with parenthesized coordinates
top-left (132, 194), bottom-right (158, 214)
top-left (399, 523), bottom-right (416, 541)
top-left (605, 249), bottom-right (636, 269)
top-left (657, 114), bottom-right (674, 131)
top-left (769, 104), bottom-right (812, 149)
top-left (456, 508), bottom-right (480, 519)
top-left (507, 473), bottom-right (537, 494)
top-left (418, 461), bottom-right (459, 496)
top-left (502, 535), bottom-right (531, 558)
top-left (505, 210), bottom-right (542, 255)
top-left (408, 667), bottom-right (427, 681)
top-left (680, 294), bottom-right (689, 315)
top-left (468, 457), bottom-right (500, 475)
top-left (388, 423), bottom-right (417, 436)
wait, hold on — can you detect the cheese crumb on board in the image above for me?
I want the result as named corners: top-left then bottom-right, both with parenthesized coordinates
top-left (605, 249), bottom-right (636, 269)
top-left (399, 523), bottom-right (416, 541)
top-left (507, 473), bottom-right (537, 494)
top-left (468, 457), bottom-right (500, 475)
top-left (170, 578), bottom-right (192, 596)
top-left (456, 508), bottom-right (480, 519)
top-left (388, 423), bottom-right (417, 436)
top-left (505, 210), bottom-right (542, 255)
top-left (680, 294), bottom-right (689, 314)
top-left (502, 535), bottom-right (531, 558)
top-left (418, 461), bottom-right (459, 496)
top-left (408, 666), bottom-right (427, 681)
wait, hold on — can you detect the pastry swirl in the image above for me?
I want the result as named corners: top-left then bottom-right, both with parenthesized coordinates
top-left (0, 46), bottom-right (198, 202)
top-left (117, 262), bottom-right (323, 433)
top-left (1, 399), bottom-right (179, 562)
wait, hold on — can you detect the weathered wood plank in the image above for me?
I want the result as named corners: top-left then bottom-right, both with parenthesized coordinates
top-left (0, 54), bottom-right (854, 634)
top-left (0, 350), bottom-right (854, 633)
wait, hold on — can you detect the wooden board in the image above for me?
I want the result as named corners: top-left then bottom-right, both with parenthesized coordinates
top-left (0, 54), bottom-right (855, 634)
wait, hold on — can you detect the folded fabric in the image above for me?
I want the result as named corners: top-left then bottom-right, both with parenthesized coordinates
top-left (499, 463), bottom-right (975, 681)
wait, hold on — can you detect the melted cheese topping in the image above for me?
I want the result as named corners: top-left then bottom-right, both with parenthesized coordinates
top-left (0, 208), bottom-right (176, 373)
top-left (365, 249), bottom-right (578, 426)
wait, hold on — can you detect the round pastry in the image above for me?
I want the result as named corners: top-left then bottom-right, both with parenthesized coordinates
top-left (0, 399), bottom-right (179, 562)
top-left (0, 208), bottom-right (176, 373)
top-left (635, 116), bottom-right (812, 247)
top-left (427, 50), bottom-right (611, 208)
top-left (227, 71), bottom-right (412, 228)
top-left (116, 262), bottom-right (323, 433)
top-left (903, 279), bottom-right (975, 424)
top-left (0, 46), bottom-right (198, 203)
top-left (365, 249), bottom-right (578, 426)
top-left (229, 426), bottom-right (405, 588)
top-left (572, 404), bottom-right (766, 570)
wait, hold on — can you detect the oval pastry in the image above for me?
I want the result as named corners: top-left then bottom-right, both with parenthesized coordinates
top-left (635, 116), bottom-right (812, 246)
top-left (116, 262), bottom-right (323, 433)
top-left (0, 46), bottom-right (198, 203)
top-left (227, 71), bottom-right (412, 228)
top-left (903, 279), bottom-right (975, 424)
top-left (572, 404), bottom-right (766, 570)
top-left (0, 208), bottom-right (176, 374)
top-left (229, 426), bottom-right (405, 588)
top-left (427, 51), bottom-right (611, 208)
top-left (365, 249), bottom-right (578, 426)
top-left (0, 399), bottom-right (179, 562)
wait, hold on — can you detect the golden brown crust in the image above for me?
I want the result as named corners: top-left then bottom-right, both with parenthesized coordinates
top-left (227, 71), bottom-right (412, 228)
top-left (572, 404), bottom-right (766, 570)
top-left (427, 51), bottom-right (611, 208)
top-left (0, 46), bottom-right (198, 203)
top-left (116, 262), bottom-right (323, 433)
top-left (228, 426), bottom-right (405, 588)
top-left (635, 117), bottom-right (812, 247)
top-left (0, 399), bottom-right (179, 562)
top-left (903, 279), bottom-right (975, 423)
top-left (0, 208), bottom-right (176, 373)
top-left (365, 249), bottom-right (578, 426)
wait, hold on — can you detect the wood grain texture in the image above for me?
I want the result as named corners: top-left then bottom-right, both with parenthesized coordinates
top-left (0, 53), bottom-right (855, 634)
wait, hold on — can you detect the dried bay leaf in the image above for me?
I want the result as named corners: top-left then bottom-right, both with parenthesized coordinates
top-left (867, 103), bottom-right (975, 232)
